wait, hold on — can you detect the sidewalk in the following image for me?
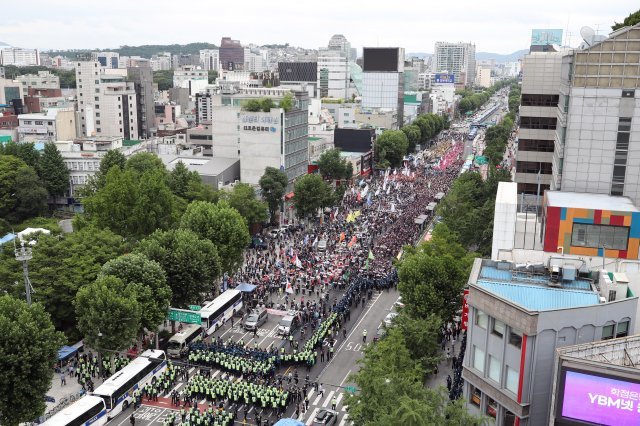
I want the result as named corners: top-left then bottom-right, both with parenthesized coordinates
top-left (425, 337), bottom-right (463, 390)
top-left (45, 365), bottom-right (105, 411)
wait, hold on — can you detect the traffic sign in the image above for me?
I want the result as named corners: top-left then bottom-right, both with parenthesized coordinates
top-left (189, 305), bottom-right (201, 311)
top-left (344, 386), bottom-right (357, 394)
top-left (167, 308), bottom-right (201, 324)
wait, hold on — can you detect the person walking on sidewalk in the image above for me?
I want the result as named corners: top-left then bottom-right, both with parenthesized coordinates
top-left (60, 371), bottom-right (66, 386)
top-left (362, 329), bottom-right (367, 343)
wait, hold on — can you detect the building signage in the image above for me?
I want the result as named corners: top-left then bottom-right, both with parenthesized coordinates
top-left (531, 29), bottom-right (563, 46)
top-left (461, 289), bottom-right (469, 330)
top-left (18, 126), bottom-right (47, 134)
top-left (560, 369), bottom-right (640, 425)
top-left (242, 125), bottom-right (277, 132)
top-left (240, 114), bottom-right (280, 133)
top-left (434, 74), bottom-right (455, 84)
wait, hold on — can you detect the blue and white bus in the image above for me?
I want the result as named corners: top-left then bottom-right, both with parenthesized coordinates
top-left (91, 349), bottom-right (166, 418)
top-left (42, 395), bottom-right (107, 426)
top-left (200, 289), bottom-right (243, 335)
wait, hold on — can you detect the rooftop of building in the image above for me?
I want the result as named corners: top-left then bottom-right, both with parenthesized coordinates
top-left (545, 190), bottom-right (639, 212)
top-left (556, 334), bottom-right (640, 370)
top-left (473, 260), bottom-right (601, 312)
top-left (158, 155), bottom-right (239, 176)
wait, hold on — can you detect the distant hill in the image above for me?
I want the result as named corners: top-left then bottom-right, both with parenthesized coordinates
top-left (45, 42), bottom-right (218, 59)
top-left (406, 52), bottom-right (433, 59)
top-left (476, 49), bottom-right (528, 63)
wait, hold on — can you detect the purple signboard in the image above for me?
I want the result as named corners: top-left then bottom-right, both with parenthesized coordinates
top-left (561, 370), bottom-right (640, 425)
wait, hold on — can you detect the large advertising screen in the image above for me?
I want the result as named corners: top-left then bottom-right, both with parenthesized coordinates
top-left (435, 74), bottom-right (455, 84)
top-left (363, 48), bottom-right (399, 72)
top-left (558, 368), bottom-right (640, 425)
top-left (531, 29), bottom-right (563, 46)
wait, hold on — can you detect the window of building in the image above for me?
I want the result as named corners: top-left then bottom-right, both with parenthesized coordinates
top-left (571, 223), bottom-right (629, 250)
top-left (616, 132), bottom-right (630, 150)
top-left (506, 366), bottom-right (518, 394)
top-left (602, 324), bottom-right (615, 340)
top-left (518, 139), bottom-right (555, 152)
top-left (503, 410), bottom-right (517, 426)
top-left (473, 346), bottom-right (485, 373)
top-left (508, 329), bottom-right (522, 348)
top-left (516, 161), bottom-right (553, 174)
top-left (475, 310), bottom-right (488, 329)
top-left (95, 104), bottom-right (99, 109)
top-left (485, 397), bottom-right (497, 419)
top-left (520, 116), bottom-right (557, 130)
top-left (622, 90), bottom-right (635, 98)
top-left (618, 117), bottom-right (632, 132)
top-left (470, 385), bottom-right (481, 407)
top-left (492, 320), bottom-right (505, 338)
top-left (96, 120), bottom-right (100, 125)
top-left (521, 93), bottom-right (559, 107)
top-left (34, 121), bottom-right (43, 125)
top-left (609, 290), bottom-right (617, 302)
top-left (489, 356), bottom-right (501, 383)
top-left (616, 321), bottom-right (629, 338)
top-left (96, 128), bottom-right (101, 132)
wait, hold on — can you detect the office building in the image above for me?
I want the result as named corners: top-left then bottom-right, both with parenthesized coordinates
top-left (0, 67), bottom-right (4, 79)
top-left (433, 41), bottom-right (476, 88)
top-left (550, 335), bottom-right (640, 425)
top-left (127, 65), bottom-right (156, 139)
top-left (327, 34), bottom-right (351, 58)
top-left (91, 51), bottom-right (119, 69)
top-left (516, 52), bottom-right (563, 198)
top-left (200, 49), bottom-right (220, 72)
top-left (476, 66), bottom-right (492, 88)
top-left (150, 53), bottom-right (172, 71)
top-left (278, 62), bottom-right (318, 98)
top-left (361, 47), bottom-right (405, 127)
top-left (211, 88), bottom-right (309, 189)
top-left (195, 90), bottom-right (213, 125)
top-left (17, 71), bottom-right (60, 90)
top-left (0, 47), bottom-right (39, 66)
top-left (317, 49), bottom-right (350, 99)
top-left (219, 37), bottom-right (244, 71)
top-left (17, 108), bottom-right (76, 143)
top-left (158, 155), bottom-right (240, 190)
top-left (0, 77), bottom-right (24, 105)
top-left (552, 23), bottom-right (640, 206)
top-left (173, 66), bottom-right (208, 96)
top-left (244, 47), bottom-right (267, 72)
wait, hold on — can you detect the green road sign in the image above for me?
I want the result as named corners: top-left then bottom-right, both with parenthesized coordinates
top-left (344, 386), bottom-right (357, 394)
top-left (189, 305), bottom-right (202, 311)
top-left (167, 308), bottom-right (202, 325)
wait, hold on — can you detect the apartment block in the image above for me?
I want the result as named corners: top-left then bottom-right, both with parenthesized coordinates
top-left (433, 42), bottom-right (476, 88)
top-left (17, 71), bottom-right (60, 90)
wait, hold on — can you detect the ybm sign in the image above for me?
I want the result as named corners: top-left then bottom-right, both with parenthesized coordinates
top-left (434, 74), bottom-right (455, 84)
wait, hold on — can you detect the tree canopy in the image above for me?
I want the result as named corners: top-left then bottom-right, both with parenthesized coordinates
top-left (180, 200), bottom-right (251, 274)
top-left (0, 295), bottom-right (65, 426)
top-left (317, 148), bottom-right (353, 182)
top-left (292, 174), bottom-right (334, 219)
top-left (39, 143), bottom-right (70, 197)
top-left (259, 167), bottom-right (288, 225)
top-left (0, 155), bottom-right (48, 223)
top-left (220, 183), bottom-right (268, 226)
top-left (612, 9), bottom-right (640, 30)
top-left (136, 229), bottom-right (221, 307)
top-left (374, 130), bottom-right (409, 168)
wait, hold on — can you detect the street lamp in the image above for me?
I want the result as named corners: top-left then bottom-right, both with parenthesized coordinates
top-left (96, 331), bottom-right (104, 379)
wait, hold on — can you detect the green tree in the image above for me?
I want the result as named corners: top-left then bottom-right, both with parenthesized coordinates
top-left (317, 148), bottom-right (352, 182)
top-left (374, 130), bottom-right (409, 168)
top-left (259, 167), bottom-right (288, 225)
top-left (153, 70), bottom-right (174, 91)
top-left (0, 295), bottom-right (65, 426)
top-left (0, 227), bottom-right (127, 337)
top-left (292, 174), bottom-right (333, 219)
top-left (0, 141), bottom-right (40, 172)
top-left (75, 276), bottom-right (141, 352)
top-left (279, 93), bottom-right (294, 112)
top-left (97, 149), bottom-right (126, 185)
top-left (100, 253), bottom-right (171, 334)
top-left (207, 70), bottom-right (218, 84)
top-left (394, 312), bottom-right (442, 372)
top-left (39, 143), bottom-right (69, 197)
top-left (125, 152), bottom-right (167, 176)
top-left (243, 99), bottom-right (262, 112)
top-left (401, 124), bottom-right (421, 153)
top-left (12, 167), bottom-right (49, 221)
top-left (180, 200), bottom-right (250, 274)
top-left (136, 229), bottom-right (221, 307)
top-left (612, 9), bottom-right (640, 30)
top-left (414, 115), bottom-right (434, 142)
top-left (221, 183), bottom-right (268, 226)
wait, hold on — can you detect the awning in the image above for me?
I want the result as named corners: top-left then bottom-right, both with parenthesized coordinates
top-left (285, 192), bottom-right (295, 201)
top-left (235, 283), bottom-right (257, 292)
top-left (414, 215), bottom-right (428, 225)
top-left (435, 192), bottom-right (445, 200)
top-left (57, 345), bottom-right (78, 361)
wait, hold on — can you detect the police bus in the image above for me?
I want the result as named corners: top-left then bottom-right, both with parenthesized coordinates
top-left (167, 323), bottom-right (202, 358)
top-left (91, 349), bottom-right (166, 417)
top-left (200, 289), bottom-right (243, 335)
top-left (42, 395), bottom-right (107, 426)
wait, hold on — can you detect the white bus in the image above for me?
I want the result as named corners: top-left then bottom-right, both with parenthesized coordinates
top-left (200, 289), bottom-right (243, 335)
top-left (167, 324), bottom-right (202, 358)
top-left (42, 395), bottom-right (107, 426)
top-left (91, 349), bottom-right (166, 417)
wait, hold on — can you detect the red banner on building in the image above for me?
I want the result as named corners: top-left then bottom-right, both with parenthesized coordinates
top-left (461, 289), bottom-right (470, 330)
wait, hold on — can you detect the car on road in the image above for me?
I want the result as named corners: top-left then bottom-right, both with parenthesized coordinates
top-left (383, 312), bottom-right (398, 327)
top-left (277, 313), bottom-right (300, 335)
top-left (394, 297), bottom-right (405, 310)
top-left (243, 308), bottom-right (268, 331)
top-left (250, 237), bottom-right (268, 250)
top-left (317, 239), bottom-right (328, 252)
top-left (313, 409), bottom-right (338, 425)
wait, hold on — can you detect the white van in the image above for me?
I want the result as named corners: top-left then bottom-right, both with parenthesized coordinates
top-left (167, 324), bottom-right (202, 358)
top-left (317, 239), bottom-right (328, 252)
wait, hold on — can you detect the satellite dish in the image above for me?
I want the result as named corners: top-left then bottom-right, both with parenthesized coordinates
top-left (580, 26), bottom-right (596, 46)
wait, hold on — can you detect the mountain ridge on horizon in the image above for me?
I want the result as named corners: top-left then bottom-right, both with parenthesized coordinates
top-left (408, 49), bottom-right (528, 63)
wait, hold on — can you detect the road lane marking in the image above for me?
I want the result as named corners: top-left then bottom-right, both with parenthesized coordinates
top-left (305, 408), bottom-right (320, 425)
top-left (322, 390), bottom-right (335, 408)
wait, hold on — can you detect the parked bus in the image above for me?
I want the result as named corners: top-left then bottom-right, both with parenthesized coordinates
top-left (91, 349), bottom-right (166, 417)
top-left (167, 324), bottom-right (202, 358)
top-left (42, 395), bottom-right (107, 426)
top-left (200, 289), bottom-right (243, 335)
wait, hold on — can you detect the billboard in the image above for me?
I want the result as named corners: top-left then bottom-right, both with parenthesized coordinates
top-left (435, 73), bottom-right (455, 84)
top-left (363, 48), bottom-right (399, 72)
top-left (557, 368), bottom-right (640, 425)
top-left (531, 29), bottom-right (563, 46)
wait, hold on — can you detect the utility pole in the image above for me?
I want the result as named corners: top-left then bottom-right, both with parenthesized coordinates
top-left (14, 241), bottom-right (34, 306)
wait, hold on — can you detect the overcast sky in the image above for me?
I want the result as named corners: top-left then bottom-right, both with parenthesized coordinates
top-left (1, 1), bottom-right (637, 54)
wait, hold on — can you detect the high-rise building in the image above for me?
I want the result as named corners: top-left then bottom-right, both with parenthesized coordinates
top-left (317, 49), bottom-right (350, 99)
top-left (433, 41), bottom-right (476, 88)
top-left (173, 66), bottom-right (208, 97)
top-left (361, 47), bottom-right (405, 127)
top-left (0, 47), bottom-right (39, 66)
top-left (328, 34), bottom-right (351, 57)
top-left (278, 62), bottom-right (318, 97)
top-left (219, 37), bottom-right (244, 71)
top-left (91, 51), bottom-right (119, 69)
top-left (127, 65), bottom-right (156, 139)
top-left (552, 24), bottom-right (640, 206)
top-left (16, 70), bottom-right (60, 90)
top-left (200, 49), bottom-right (220, 72)
top-left (516, 51), bottom-right (563, 198)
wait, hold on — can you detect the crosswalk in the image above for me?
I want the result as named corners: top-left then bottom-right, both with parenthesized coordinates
top-left (297, 388), bottom-right (350, 426)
